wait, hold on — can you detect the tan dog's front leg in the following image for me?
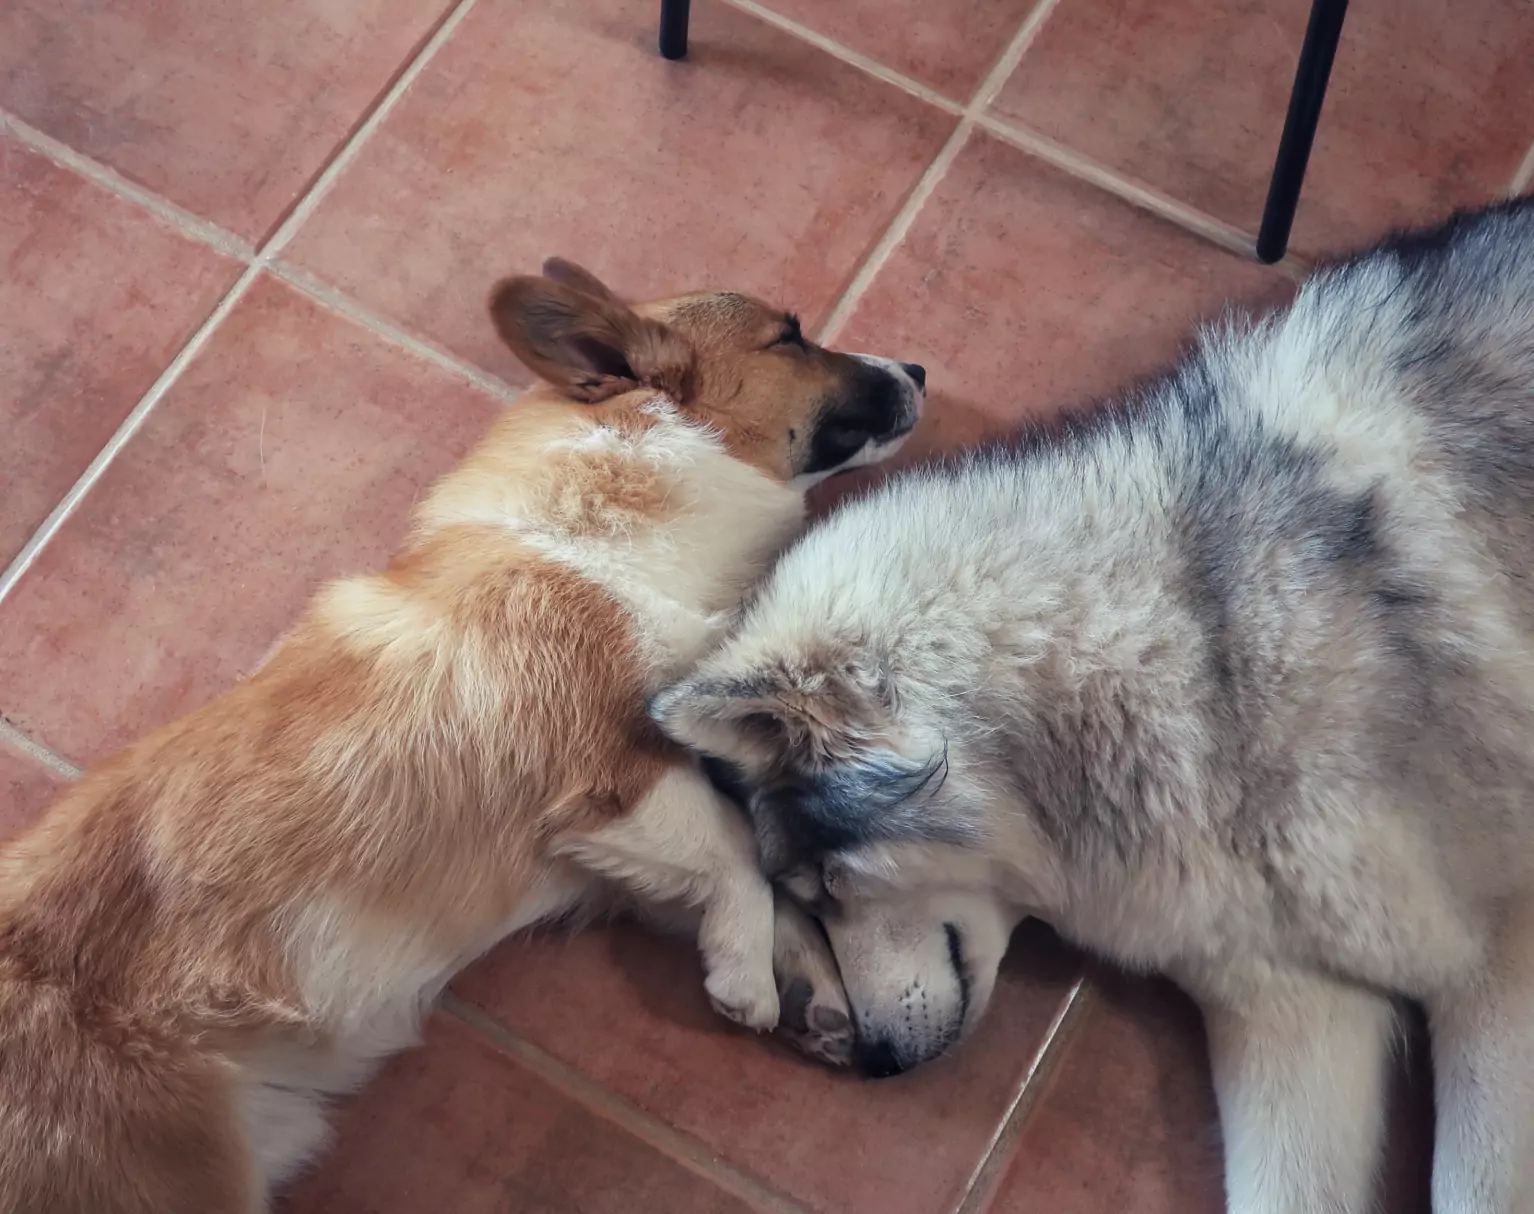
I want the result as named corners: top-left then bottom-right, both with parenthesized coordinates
top-left (557, 766), bottom-right (779, 1031)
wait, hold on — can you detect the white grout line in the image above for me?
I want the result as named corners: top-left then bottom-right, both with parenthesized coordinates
top-left (0, 265), bottom-right (263, 605)
top-left (0, 0), bottom-right (486, 607)
top-left (954, 975), bottom-right (1090, 1214)
top-left (717, 0), bottom-right (963, 115)
top-left (1511, 139), bottom-right (1534, 197)
top-left (0, 716), bottom-right (83, 780)
top-left (815, 0), bottom-right (1061, 343)
top-left (254, 0), bottom-right (483, 263)
top-left (443, 995), bottom-right (812, 1214)
top-left (976, 113), bottom-right (1316, 278)
top-left (0, 110), bottom-right (257, 261)
top-left (966, 0), bottom-right (1063, 113)
top-left (269, 262), bottom-right (527, 405)
top-left (814, 125), bottom-right (971, 344)
top-left (1011, 976), bottom-right (1088, 1113)
top-left (975, 114), bottom-right (1257, 258)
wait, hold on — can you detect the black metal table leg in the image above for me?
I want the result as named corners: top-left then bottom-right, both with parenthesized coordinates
top-left (1255, 0), bottom-right (1349, 264)
top-left (659, 0), bottom-right (692, 60)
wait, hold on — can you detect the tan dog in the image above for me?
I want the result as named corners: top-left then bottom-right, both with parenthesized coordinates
top-left (0, 260), bottom-right (925, 1214)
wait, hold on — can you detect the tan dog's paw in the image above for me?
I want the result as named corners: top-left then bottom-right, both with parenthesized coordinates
top-left (706, 964), bottom-right (780, 1032)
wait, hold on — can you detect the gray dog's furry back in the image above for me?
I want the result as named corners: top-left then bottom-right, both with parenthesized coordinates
top-left (975, 196), bottom-right (1534, 950)
top-left (781, 196), bottom-right (1534, 964)
top-left (655, 197), bottom-right (1534, 1213)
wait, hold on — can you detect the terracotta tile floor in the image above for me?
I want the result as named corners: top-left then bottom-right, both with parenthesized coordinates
top-left (1, 0), bottom-right (1527, 1209)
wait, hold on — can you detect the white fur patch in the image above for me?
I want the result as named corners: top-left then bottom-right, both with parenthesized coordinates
top-left (232, 870), bottom-right (587, 1200)
top-left (270, 870), bottom-right (586, 1083)
top-left (502, 405), bottom-right (805, 683)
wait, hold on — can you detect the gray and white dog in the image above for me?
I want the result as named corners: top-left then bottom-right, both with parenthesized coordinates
top-left (654, 198), bottom-right (1534, 1214)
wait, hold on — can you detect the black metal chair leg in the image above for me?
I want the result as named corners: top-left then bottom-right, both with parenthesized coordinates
top-left (1256, 0), bottom-right (1349, 263)
top-left (659, 0), bottom-right (692, 60)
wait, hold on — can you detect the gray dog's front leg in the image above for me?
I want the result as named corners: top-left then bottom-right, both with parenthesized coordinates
top-left (1429, 900), bottom-right (1534, 1213)
top-left (1190, 965), bottom-right (1395, 1214)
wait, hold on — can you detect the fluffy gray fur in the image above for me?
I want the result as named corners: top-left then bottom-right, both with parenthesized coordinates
top-left (655, 198), bottom-right (1534, 1214)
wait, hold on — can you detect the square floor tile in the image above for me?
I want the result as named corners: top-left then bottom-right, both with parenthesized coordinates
top-left (285, 0), bottom-right (956, 385)
top-left (279, 1014), bottom-right (753, 1214)
top-left (762, 0), bottom-right (1042, 100)
top-left (992, 972), bottom-right (1434, 1214)
top-left (811, 132), bottom-right (1288, 511)
top-left (991, 0), bottom-right (1534, 257)
top-left (0, 739), bottom-right (68, 843)
top-left (0, 0), bottom-right (456, 241)
top-left (0, 273), bottom-right (503, 766)
top-left (455, 918), bottom-right (1082, 1214)
top-left (0, 137), bottom-right (240, 569)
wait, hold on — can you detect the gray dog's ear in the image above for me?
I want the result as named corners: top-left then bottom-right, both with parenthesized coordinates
top-left (648, 677), bottom-right (788, 756)
top-left (651, 654), bottom-right (896, 764)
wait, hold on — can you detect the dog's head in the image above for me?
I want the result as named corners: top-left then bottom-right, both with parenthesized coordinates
top-left (651, 590), bottom-right (1043, 1077)
top-left (489, 259), bottom-right (924, 487)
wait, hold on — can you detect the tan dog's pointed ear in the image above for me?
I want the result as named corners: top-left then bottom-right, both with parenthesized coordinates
top-left (539, 257), bottom-right (621, 303)
top-left (489, 274), bottom-right (693, 404)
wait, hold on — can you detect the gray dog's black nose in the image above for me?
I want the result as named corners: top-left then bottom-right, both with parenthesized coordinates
top-left (858, 1039), bottom-right (909, 1080)
top-left (900, 362), bottom-right (926, 390)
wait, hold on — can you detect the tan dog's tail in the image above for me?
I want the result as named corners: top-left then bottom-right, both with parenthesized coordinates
top-left (0, 974), bottom-right (254, 1214)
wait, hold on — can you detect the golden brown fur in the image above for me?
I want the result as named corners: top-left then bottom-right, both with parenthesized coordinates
top-left (0, 260), bottom-right (924, 1213)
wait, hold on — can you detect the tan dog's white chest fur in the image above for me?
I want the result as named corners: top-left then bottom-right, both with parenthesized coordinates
top-left (419, 400), bottom-right (805, 681)
top-left (0, 259), bottom-right (924, 1213)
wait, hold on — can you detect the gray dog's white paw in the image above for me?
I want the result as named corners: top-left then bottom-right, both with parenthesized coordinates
top-left (772, 893), bottom-right (856, 1067)
top-left (777, 973), bottom-right (856, 1066)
